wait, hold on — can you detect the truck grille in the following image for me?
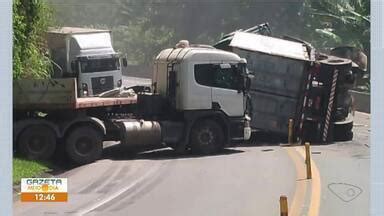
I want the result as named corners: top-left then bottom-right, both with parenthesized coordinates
top-left (91, 76), bottom-right (114, 95)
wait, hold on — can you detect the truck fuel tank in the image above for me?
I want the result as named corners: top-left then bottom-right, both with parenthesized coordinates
top-left (117, 120), bottom-right (162, 147)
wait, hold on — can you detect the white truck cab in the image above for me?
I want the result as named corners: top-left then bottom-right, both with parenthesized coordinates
top-left (153, 44), bottom-right (251, 143)
top-left (47, 27), bottom-right (124, 97)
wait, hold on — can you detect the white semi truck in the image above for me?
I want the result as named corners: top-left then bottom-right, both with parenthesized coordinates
top-left (46, 27), bottom-right (124, 97)
top-left (13, 44), bottom-right (251, 164)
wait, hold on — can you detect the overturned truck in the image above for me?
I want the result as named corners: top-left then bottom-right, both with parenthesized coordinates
top-left (215, 28), bottom-right (355, 143)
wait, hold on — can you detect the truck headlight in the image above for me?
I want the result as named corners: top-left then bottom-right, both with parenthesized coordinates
top-left (117, 79), bottom-right (122, 87)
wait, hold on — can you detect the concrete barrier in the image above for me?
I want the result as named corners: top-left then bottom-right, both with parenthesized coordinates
top-left (350, 90), bottom-right (370, 113)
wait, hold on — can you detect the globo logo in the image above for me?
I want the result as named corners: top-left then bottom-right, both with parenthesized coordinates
top-left (328, 183), bottom-right (363, 202)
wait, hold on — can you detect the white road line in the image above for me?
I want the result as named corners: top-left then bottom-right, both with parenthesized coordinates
top-left (76, 164), bottom-right (163, 215)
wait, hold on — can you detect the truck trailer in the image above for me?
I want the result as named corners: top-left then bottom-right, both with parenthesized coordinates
top-left (215, 30), bottom-right (355, 143)
top-left (13, 45), bottom-right (251, 164)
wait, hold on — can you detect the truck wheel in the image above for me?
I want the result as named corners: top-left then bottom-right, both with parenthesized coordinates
top-left (17, 125), bottom-right (56, 160)
top-left (333, 122), bottom-right (354, 141)
top-left (65, 126), bottom-right (103, 165)
top-left (190, 120), bottom-right (224, 155)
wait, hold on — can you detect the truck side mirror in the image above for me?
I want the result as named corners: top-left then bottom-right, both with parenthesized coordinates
top-left (71, 61), bottom-right (76, 72)
top-left (246, 77), bottom-right (251, 90)
top-left (244, 73), bottom-right (254, 91)
top-left (122, 58), bottom-right (128, 67)
top-left (237, 81), bottom-right (243, 93)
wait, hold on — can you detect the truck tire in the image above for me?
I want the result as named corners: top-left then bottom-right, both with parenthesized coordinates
top-left (17, 125), bottom-right (56, 160)
top-left (190, 119), bottom-right (224, 155)
top-left (65, 126), bottom-right (103, 165)
top-left (333, 122), bottom-right (354, 141)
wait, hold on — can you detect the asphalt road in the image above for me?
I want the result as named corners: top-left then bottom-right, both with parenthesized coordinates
top-left (13, 77), bottom-right (370, 216)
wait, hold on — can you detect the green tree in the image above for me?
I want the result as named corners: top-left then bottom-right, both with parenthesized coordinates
top-left (49, 0), bottom-right (119, 27)
top-left (112, 24), bottom-right (175, 65)
top-left (13, 0), bottom-right (54, 79)
top-left (112, 0), bottom-right (304, 64)
top-left (301, 0), bottom-right (370, 52)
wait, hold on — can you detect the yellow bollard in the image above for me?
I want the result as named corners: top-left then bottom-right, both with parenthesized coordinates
top-left (280, 195), bottom-right (288, 216)
top-left (305, 142), bottom-right (312, 179)
top-left (288, 119), bottom-right (294, 145)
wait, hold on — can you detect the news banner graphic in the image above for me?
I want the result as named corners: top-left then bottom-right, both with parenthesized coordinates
top-left (21, 178), bottom-right (68, 202)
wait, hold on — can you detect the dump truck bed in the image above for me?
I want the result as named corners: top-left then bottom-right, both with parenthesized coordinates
top-left (218, 32), bottom-right (311, 134)
top-left (13, 78), bottom-right (136, 110)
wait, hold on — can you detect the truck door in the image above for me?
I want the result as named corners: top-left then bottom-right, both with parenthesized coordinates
top-left (167, 63), bottom-right (177, 108)
top-left (211, 63), bottom-right (244, 116)
top-left (192, 64), bottom-right (214, 110)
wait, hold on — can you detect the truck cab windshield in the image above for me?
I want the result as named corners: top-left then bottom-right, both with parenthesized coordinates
top-left (194, 63), bottom-right (243, 90)
top-left (80, 57), bottom-right (120, 73)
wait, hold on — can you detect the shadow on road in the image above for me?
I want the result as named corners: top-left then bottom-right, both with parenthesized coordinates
top-left (46, 142), bottom-right (244, 172)
top-left (240, 131), bottom-right (338, 147)
top-left (100, 131), bottom-right (300, 161)
top-left (48, 131), bottom-right (334, 172)
top-left (239, 131), bottom-right (288, 147)
top-left (102, 144), bottom-right (245, 161)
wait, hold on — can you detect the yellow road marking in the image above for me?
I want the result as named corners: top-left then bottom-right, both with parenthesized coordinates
top-left (296, 147), bottom-right (321, 216)
top-left (285, 147), bottom-right (308, 216)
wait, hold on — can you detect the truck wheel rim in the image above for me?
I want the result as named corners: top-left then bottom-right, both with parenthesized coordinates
top-left (75, 137), bottom-right (93, 156)
top-left (28, 136), bottom-right (47, 153)
top-left (198, 129), bottom-right (214, 145)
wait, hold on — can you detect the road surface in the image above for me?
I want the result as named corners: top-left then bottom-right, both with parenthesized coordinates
top-left (13, 77), bottom-right (370, 216)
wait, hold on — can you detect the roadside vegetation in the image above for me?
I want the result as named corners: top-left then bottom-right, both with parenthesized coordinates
top-left (12, 0), bottom-right (54, 183)
top-left (13, 0), bottom-right (54, 79)
top-left (13, 158), bottom-right (51, 184)
top-left (302, 0), bottom-right (369, 51)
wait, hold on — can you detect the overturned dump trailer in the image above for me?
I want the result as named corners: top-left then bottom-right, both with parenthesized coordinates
top-left (216, 32), bottom-right (312, 136)
top-left (215, 32), bottom-right (353, 143)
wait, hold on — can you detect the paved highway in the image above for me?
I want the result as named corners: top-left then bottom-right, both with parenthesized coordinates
top-left (13, 77), bottom-right (370, 216)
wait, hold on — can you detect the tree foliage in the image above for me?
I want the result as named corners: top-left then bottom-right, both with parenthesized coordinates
top-left (49, 0), bottom-right (305, 65)
top-left (13, 0), bottom-right (54, 79)
top-left (112, 24), bottom-right (175, 65)
top-left (301, 0), bottom-right (370, 52)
